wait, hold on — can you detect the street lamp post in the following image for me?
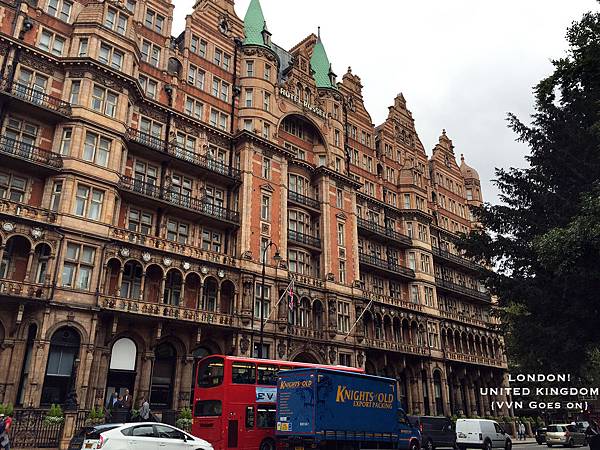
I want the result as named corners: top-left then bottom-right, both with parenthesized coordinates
top-left (259, 240), bottom-right (281, 359)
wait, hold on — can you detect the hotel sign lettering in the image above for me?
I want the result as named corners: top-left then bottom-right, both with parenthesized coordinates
top-left (279, 87), bottom-right (327, 119)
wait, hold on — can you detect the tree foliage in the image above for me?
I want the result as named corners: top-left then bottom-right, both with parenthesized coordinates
top-left (459, 5), bottom-right (600, 383)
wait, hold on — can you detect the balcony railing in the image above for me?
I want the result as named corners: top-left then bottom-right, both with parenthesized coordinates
top-left (110, 228), bottom-right (240, 268)
top-left (432, 247), bottom-right (480, 271)
top-left (440, 310), bottom-right (491, 327)
top-left (6, 81), bottom-right (71, 116)
top-left (0, 136), bottom-right (63, 168)
top-left (168, 142), bottom-right (241, 181)
top-left (435, 277), bottom-right (490, 301)
top-left (362, 338), bottom-right (430, 356)
top-left (288, 229), bottom-right (322, 248)
top-left (359, 252), bottom-right (416, 279)
top-left (127, 127), bottom-right (164, 152)
top-left (0, 278), bottom-right (51, 300)
top-left (118, 176), bottom-right (240, 224)
top-left (101, 295), bottom-right (235, 327)
top-left (288, 325), bottom-right (325, 340)
top-left (357, 218), bottom-right (412, 246)
top-left (288, 190), bottom-right (320, 210)
top-left (446, 351), bottom-right (506, 368)
top-left (363, 290), bottom-right (424, 312)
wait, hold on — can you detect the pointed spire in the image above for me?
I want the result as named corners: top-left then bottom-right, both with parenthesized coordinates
top-left (244, 0), bottom-right (269, 47)
top-left (311, 29), bottom-right (336, 89)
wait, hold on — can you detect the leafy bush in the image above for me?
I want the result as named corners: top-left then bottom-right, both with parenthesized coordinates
top-left (86, 406), bottom-right (105, 425)
top-left (176, 407), bottom-right (193, 431)
top-left (44, 404), bottom-right (65, 426)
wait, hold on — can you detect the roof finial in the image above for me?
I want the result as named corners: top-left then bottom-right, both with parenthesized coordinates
top-left (442, 129), bottom-right (447, 136)
top-left (318, 26), bottom-right (321, 40)
top-left (461, 153), bottom-right (465, 162)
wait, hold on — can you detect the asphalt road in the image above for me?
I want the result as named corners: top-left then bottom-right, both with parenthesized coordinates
top-left (513, 444), bottom-right (589, 450)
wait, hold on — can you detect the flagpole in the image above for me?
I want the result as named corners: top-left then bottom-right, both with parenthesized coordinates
top-left (262, 277), bottom-right (294, 327)
top-left (343, 297), bottom-right (374, 340)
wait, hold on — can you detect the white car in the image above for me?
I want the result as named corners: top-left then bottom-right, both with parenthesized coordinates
top-left (456, 419), bottom-right (512, 450)
top-left (81, 422), bottom-right (213, 450)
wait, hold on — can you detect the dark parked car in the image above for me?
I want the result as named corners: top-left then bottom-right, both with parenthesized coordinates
top-left (67, 423), bottom-right (121, 450)
top-left (410, 416), bottom-right (457, 450)
top-left (536, 427), bottom-right (548, 445)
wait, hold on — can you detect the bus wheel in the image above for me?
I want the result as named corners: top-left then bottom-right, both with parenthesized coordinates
top-left (260, 439), bottom-right (276, 450)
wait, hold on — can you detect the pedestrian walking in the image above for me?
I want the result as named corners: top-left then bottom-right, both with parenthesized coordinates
top-left (586, 419), bottom-right (600, 450)
top-left (139, 398), bottom-right (151, 422)
top-left (0, 413), bottom-right (11, 450)
top-left (520, 422), bottom-right (526, 440)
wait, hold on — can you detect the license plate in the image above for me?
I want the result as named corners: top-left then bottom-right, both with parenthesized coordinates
top-left (85, 444), bottom-right (93, 449)
top-left (295, 446), bottom-right (303, 450)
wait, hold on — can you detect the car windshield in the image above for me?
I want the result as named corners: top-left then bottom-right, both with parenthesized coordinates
top-left (547, 426), bottom-right (564, 432)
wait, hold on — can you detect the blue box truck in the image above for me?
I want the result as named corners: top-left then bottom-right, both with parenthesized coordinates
top-left (276, 368), bottom-right (421, 450)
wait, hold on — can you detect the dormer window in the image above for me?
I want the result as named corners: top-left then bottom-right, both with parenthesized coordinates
top-left (261, 21), bottom-right (271, 47)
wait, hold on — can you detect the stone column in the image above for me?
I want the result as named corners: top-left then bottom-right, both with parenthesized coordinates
top-left (240, 275), bottom-right (253, 323)
top-left (441, 370), bottom-right (451, 416)
top-left (116, 267), bottom-right (125, 296)
top-left (24, 249), bottom-right (35, 282)
top-left (178, 356), bottom-right (193, 408)
top-left (59, 411), bottom-right (79, 450)
top-left (137, 352), bottom-right (154, 403)
top-left (139, 272), bottom-right (146, 301)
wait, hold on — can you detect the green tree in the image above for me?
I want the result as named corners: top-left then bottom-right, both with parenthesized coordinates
top-left (459, 5), bottom-right (600, 383)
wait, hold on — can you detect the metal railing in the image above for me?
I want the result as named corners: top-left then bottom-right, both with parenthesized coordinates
top-left (127, 127), bottom-right (164, 152)
top-left (288, 190), bottom-right (320, 210)
top-left (359, 252), bottom-right (416, 279)
top-left (357, 217), bottom-right (412, 246)
top-left (168, 141), bottom-right (241, 180)
top-left (7, 81), bottom-right (72, 116)
top-left (435, 277), bottom-right (491, 301)
top-left (432, 246), bottom-right (480, 271)
top-left (0, 136), bottom-right (63, 168)
top-left (118, 176), bottom-right (240, 224)
top-left (288, 229), bottom-right (322, 248)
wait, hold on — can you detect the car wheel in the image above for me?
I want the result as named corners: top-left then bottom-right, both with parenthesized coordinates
top-left (505, 440), bottom-right (512, 450)
top-left (260, 439), bottom-right (275, 450)
top-left (484, 439), bottom-right (492, 450)
top-left (426, 439), bottom-right (434, 450)
top-left (547, 445), bottom-right (553, 447)
top-left (567, 440), bottom-right (574, 448)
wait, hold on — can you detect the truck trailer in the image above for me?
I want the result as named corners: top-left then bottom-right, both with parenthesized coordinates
top-left (276, 368), bottom-right (421, 450)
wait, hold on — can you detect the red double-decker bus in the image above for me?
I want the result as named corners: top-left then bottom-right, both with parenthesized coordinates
top-left (191, 355), bottom-right (363, 450)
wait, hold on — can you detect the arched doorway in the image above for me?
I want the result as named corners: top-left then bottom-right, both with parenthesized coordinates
top-left (106, 337), bottom-right (137, 408)
top-left (150, 343), bottom-right (176, 409)
top-left (292, 352), bottom-right (318, 364)
top-left (41, 326), bottom-right (80, 406)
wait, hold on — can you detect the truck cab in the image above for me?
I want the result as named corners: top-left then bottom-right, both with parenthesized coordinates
top-left (398, 409), bottom-right (422, 450)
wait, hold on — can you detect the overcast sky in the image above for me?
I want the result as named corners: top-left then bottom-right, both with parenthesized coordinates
top-left (173, 1), bottom-right (598, 203)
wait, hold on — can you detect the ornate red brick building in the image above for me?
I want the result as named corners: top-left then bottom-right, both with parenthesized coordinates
top-left (0, 0), bottom-right (508, 417)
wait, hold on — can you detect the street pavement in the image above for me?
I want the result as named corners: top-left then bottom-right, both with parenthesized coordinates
top-left (512, 439), bottom-right (589, 450)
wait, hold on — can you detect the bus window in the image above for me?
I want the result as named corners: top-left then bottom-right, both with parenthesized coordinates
top-left (194, 400), bottom-right (222, 417)
top-left (197, 357), bottom-right (224, 387)
top-left (257, 365), bottom-right (278, 386)
top-left (279, 366), bottom-right (293, 373)
top-left (256, 407), bottom-right (276, 428)
top-left (245, 406), bottom-right (255, 428)
top-left (232, 362), bottom-right (256, 384)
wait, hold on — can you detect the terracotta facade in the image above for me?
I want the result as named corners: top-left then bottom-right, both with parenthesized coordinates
top-left (0, 0), bottom-right (509, 417)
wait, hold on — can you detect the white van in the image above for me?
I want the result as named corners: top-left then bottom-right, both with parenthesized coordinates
top-left (456, 419), bottom-right (512, 450)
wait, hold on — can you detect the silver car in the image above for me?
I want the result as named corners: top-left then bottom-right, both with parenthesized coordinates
top-left (546, 424), bottom-right (587, 447)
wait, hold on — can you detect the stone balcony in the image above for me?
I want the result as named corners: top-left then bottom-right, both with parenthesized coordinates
top-left (446, 350), bottom-right (506, 368)
top-left (363, 291), bottom-right (424, 313)
top-left (101, 295), bottom-right (236, 328)
top-left (0, 278), bottom-right (51, 301)
top-left (362, 337), bottom-right (430, 356)
top-left (356, 217), bottom-right (412, 247)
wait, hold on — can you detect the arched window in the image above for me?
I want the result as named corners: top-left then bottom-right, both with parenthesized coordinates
top-left (41, 327), bottom-right (80, 406)
top-left (150, 343), bottom-right (176, 409)
top-left (299, 299), bottom-right (310, 328)
top-left (121, 261), bottom-right (143, 299)
top-left (313, 300), bottom-right (323, 331)
top-left (374, 314), bottom-right (383, 340)
top-left (202, 278), bottom-right (218, 311)
top-left (422, 370), bottom-right (430, 415)
top-left (164, 270), bottom-right (183, 306)
top-left (33, 243), bottom-right (52, 284)
top-left (433, 370), bottom-right (444, 415)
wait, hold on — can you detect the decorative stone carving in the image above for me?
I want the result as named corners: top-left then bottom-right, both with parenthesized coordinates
top-left (163, 257), bottom-right (172, 267)
top-left (120, 248), bottom-right (130, 258)
top-left (142, 252), bottom-right (152, 262)
top-left (182, 261), bottom-right (191, 271)
top-left (2, 222), bottom-right (14, 232)
top-left (277, 342), bottom-right (286, 359)
top-left (31, 227), bottom-right (43, 240)
top-left (239, 335), bottom-right (250, 355)
top-left (357, 352), bottom-right (365, 367)
top-left (328, 347), bottom-right (337, 365)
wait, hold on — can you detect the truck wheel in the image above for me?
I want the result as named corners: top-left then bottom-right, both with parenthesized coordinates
top-left (409, 439), bottom-right (420, 450)
top-left (260, 439), bottom-right (275, 450)
top-left (426, 439), bottom-right (434, 450)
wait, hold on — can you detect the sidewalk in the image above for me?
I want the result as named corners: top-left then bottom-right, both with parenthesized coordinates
top-left (512, 438), bottom-right (539, 445)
